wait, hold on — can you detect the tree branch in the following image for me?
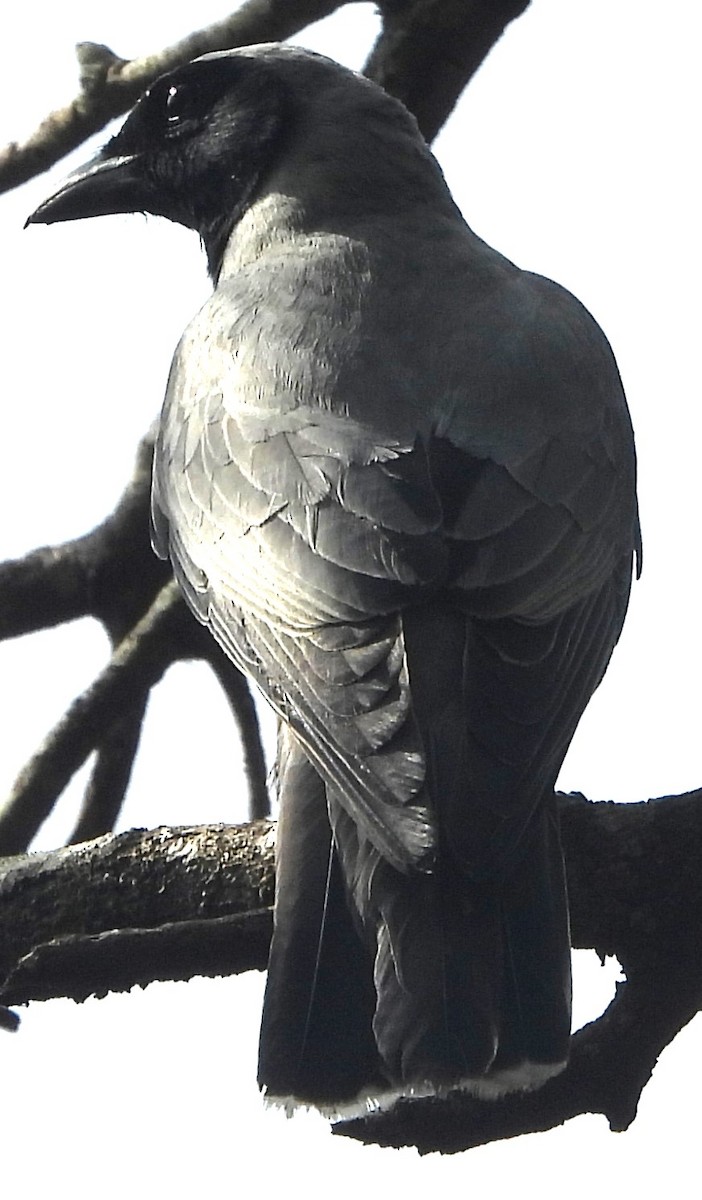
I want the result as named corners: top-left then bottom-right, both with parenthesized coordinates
top-left (0, 432), bottom-right (166, 641)
top-left (0, 0), bottom-right (348, 194)
top-left (67, 690), bottom-right (151, 843)
top-left (1, 790), bottom-right (702, 1148)
top-left (0, 0), bottom-right (530, 195)
top-left (365, 0), bottom-right (531, 141)
top-left (207, 653), bottom-right (271, 820)
top-left (0, 820), bottom-right (276, 1003)
top-left (0, 433), bottom-right (269, 848)
top-left (0, 583), bottom-right (188, 854)
top-left (337, 971), bottom-right (701, 1151)
top-left (339, 789), bottom-right (702, 1149)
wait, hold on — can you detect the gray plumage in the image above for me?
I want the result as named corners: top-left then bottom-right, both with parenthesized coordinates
top-left (28, 45), bottom-right (640, 1115)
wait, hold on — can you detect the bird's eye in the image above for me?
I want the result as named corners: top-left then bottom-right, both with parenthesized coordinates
top-left (164, 83), bottom-right (192, 128)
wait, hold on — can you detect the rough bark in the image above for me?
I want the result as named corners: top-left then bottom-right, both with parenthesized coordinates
top-left (2, 790), bottom-right (702, 1150)
top-left (0, 821), bottom-right (276, 1003)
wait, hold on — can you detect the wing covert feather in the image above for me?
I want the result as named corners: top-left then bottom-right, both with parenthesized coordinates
top-left (152, 226), bottom-right (639, 874)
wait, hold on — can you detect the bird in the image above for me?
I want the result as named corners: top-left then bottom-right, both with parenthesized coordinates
top-left (28, 44), bottom-right (640, 1118)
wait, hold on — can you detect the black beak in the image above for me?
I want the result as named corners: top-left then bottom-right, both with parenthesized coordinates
top-left (26, 151), bottom-right (148, 227)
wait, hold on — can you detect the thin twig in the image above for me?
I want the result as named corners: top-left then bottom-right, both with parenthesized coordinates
top-left (207, 652), bottom-right (271, 820)
top-left (0, 0), bottom-right (348, 194)
top-left (0, 582), bottom-right (185, 854)
top-left (0, 432), bottom-right (165, 642)
top-left (68, 691), bottom-right (150, 843)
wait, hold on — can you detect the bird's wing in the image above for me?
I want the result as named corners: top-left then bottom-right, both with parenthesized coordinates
top-left (151, 248), bottom-right (451, 871)
top-left (409, 268), bottom-right (640, 872)
top-left (151, 239), bottom-right (638, 875)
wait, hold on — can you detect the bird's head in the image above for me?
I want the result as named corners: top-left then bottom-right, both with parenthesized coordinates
top-left (28, 45), bottom-right (447, 280)
top-left (26, 48), bottom-right (302, 277)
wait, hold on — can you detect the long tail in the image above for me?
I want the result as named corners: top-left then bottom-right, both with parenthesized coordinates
top-left (258, 730), bottom-right (570, 1113)
top-left (257, 727), bottom-right (386, 1113)
top-left (329, 792), bottom-right (570, 1099)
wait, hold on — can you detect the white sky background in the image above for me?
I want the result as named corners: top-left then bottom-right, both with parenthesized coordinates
top-left (0, 1), bottom-right (700, 1194)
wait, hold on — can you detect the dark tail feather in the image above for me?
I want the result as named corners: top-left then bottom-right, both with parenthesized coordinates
top-left (259, 728), bottom-right (570, 1111)
top-left (332, 793), bottom-right (570, 1097)
top-left (493, 802), bottom-right (571, 1075)
top-left (257, 728), bottom-right (385, 1112)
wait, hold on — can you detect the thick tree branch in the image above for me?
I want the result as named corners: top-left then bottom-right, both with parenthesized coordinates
top-left (365, 0), bottom-right (531, 141)
top-left (1, 790), bottom-right (702, 1149)
top-left (4, 791), bottom-right (701, 1004)
top-left (0, 820), bottom-right (276, 1003)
